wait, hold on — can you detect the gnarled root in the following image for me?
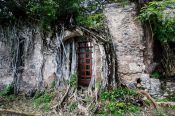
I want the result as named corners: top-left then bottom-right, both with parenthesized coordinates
top-left (138, 90), bottom-right (158, 109)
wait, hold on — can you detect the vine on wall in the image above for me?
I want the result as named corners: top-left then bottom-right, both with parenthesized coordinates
top-left (138, 0), bottom-right (175, 43)
top-left (138, 0), bottom-right (175, 77)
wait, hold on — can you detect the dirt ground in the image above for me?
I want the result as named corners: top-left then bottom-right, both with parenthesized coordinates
top-left (0, 95), bottom-right (175, 116)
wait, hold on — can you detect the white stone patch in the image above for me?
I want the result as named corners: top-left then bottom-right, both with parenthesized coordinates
top-left (129, 63), bottom-right (142, 72)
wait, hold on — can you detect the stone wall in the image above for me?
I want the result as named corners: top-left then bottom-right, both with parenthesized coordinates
top-left (0, 25), bottom-right (58, 93)
top-left (0, 41), bottom-right (13, 91)
top-left (104, 3), bottom-right (175, 98)
top-left (161, 78), bottom-right (175, 97)
top-left (104, 3), bottom-right (147, 84)
top-left (1, 3), bottom-right (174, 97)
top-left (0, 24), bottom-right (109, 94)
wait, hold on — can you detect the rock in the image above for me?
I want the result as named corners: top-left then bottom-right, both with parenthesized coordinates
top-left (25, 88), bottom-right (37, 97)
top-left (44, 72), bottom-right (57, 89)
top-left (0, 83), bottom-right (5, 91)
top-left (63, 29), bottom-right (83, 41)
top-left (163, 92), bottom-right (169, 97)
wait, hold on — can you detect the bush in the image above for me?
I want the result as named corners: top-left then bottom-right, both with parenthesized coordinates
top-left (99, 87), bottom-right (140, 115)
top-left (168, 96), bottom-right (175, 102)
top-left (33, 92), bottom-right (55, 111)
top-left (151, 71), bottom-right (161, 79)
top-left (0, 0), bottom-right (81, 29)
top-left (76, 13), bottom-right (105, 30)
top-left (0, 85), bottom-right (14, 96)
top-left (138, 0), bottom-right (175, 43)
top-left (70, 73), bottom-right (78, 87)
top-left (101, 87), bottom-right (138, 101)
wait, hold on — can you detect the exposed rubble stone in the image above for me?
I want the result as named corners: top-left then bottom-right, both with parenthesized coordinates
top-left (104, 3), bottom-right (164, 98)
top-left (104, 3), bottom-right (146, 82)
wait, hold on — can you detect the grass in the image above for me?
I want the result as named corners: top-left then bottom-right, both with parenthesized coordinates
top-left (156, 95), bottom-right (175, 102)
top-left (97, 87), bottom-right (140, 115)
top-left (0, 85), bottom-right (14, 97)
top-left (151, 71), bottom-right (161, 79)
top-left (32, 91), bottom-right (55, 111)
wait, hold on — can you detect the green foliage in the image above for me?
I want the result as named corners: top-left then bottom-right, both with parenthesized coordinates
top-left (100, 101), bottom-right (141, 115)
top-left (0, 85), bottom-right (14, 96)
top-left (0, 0), bottom-right (106, 30)
top-left (68, 102), bottom-right (78, 112)
top-left (27, 0), bottom-right (58, 30)
top-left (27, 0), bottom-right (81, 30)
top-left (144, 99), bottom-right (152, 105)
top-left (168, 96), bottom-right (175, 102)
top-left (70, 73), bottom-right (78, 87)
top-left (32, 91), bottom-right (55, 111)
top-left (99, 87), bottom-right (140, 115)
top-left (101, 87), bottom-right (138, 101)
top-left (51, 80), bottom-right (56, 89)
top-left (170, 105), bottom-right (175, 110)
top-left (156, 95), bottom-right (175, 102)
top-left (0, 0), bottom-right (81, 29)
top-left (138, 0), bottom-right (175, 43)
top-left (76, 13), bottom-right (105, 29)
top-left (152, 107), bottom-right (168, 116)
top-left (151, 71), bottom-right (161, 79)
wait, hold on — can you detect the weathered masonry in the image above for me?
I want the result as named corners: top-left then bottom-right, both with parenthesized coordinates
top-left (0, 23), bottom-right (117, 94)
top-left (1, 3), bottom-right (175, 98)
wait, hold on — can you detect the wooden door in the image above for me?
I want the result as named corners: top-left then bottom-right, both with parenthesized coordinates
top-left (78, 42), bottom-right (93, 86)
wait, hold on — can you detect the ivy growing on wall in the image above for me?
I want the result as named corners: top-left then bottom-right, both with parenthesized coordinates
top-left (138, 0), bottom-right (175, 43)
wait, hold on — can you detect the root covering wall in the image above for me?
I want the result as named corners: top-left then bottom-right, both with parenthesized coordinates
top-left (0, 22), bottom-right (117, 94)
top-left (0, 24), bottom-right (58, 93)
top-left (1, 3), bottom-right (174, 98)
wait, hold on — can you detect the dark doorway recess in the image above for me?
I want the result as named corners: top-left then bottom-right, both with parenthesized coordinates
top-left (78, 42), bottom-right (93, 86)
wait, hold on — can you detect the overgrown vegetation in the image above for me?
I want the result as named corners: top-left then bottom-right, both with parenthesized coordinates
top-left (0, 85), bottom-right (14, 96)
top-left (32, 91), bottom-right (55, 111)
top-left (139, 0), bottom-right (175, 77)
top-left (76, 13), bottom-right (105, 29)
top-left (97, 87), bottom-right (141, 115)
top-left (0, 0), bottom-right (105, 30)
top-left (70, 73), bottom-right (78, 88)
top-left (138, 0), bottom-right (175, 43)
top-left (151, 71), bottom-right (161, 79)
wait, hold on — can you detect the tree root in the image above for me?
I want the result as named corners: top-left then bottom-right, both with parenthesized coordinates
top-left (52, 85), bottom-right (70, 111)
top-left (138, 90), bottom-right (158, 109)
top-left (0, 109), bottom-right (42, 116)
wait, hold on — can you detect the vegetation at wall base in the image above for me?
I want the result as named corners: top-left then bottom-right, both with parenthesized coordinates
top-left (151, 71), bottom-right (162, 79)
top-left (0, 85), bottom-right (14, 97)
top-left (96, 87), bottom-right (141, 115)
top-left (32, 91), bottom-right (55, 111)
top-left (70, 73), bottom-right (78, 88)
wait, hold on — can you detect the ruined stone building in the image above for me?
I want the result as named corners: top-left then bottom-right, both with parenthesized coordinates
top-left (0, 3), bottom-right (175, 98)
